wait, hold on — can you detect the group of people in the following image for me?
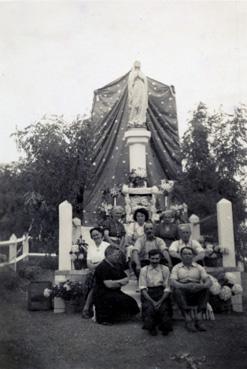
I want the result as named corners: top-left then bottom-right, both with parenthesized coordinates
top-left (81, 206), bottom-right (212, 336)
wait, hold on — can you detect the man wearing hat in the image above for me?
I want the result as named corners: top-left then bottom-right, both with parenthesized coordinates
top-left (169, 224), bottom-right (205, 266)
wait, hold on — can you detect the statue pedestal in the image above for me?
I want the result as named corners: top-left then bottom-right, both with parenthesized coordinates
top-left (124, 128), bottom-right (151, 173)
top-left (122, 185), bottom-right (161, 222)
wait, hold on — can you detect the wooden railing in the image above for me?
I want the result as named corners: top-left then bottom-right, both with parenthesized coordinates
top-left (0, 233), bottom-right (56, 271)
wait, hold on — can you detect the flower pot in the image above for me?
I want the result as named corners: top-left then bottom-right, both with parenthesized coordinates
top-left (28, 281), bottom-right (53, 311)
top-left (54, 297), bottom-right (66, 314)
top-left (74, 296), bottom-right (86, 313)
top-left (65, 300), bottom-right (77, 314)
top-left (73, 259), bottom-right (84, 270)
top-left (65, 296), bottom-right (86, 314)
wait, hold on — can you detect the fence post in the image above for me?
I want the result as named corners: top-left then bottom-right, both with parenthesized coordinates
top-left (59, 200), bottom-right (72, 271)
top-left (9, 234), bottom-right (17, 271)
top-left (217, 198), bottom-right (236, 268)
top-left (217, 198), bottom-right (242, 312)
top-left (22, 234), bottom-right (30, 260)
top-left (189, 214), bottom-right (200, 241)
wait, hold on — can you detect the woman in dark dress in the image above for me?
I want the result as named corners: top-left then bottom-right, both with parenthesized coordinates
top-left (154, 210), bottom-right (178, 248)
top-left (93, 246), bottom-right (140, 325)
top-left (102, 206), bottom-right (126, 252)
top-left (102, 206), bottom-right (127, 267)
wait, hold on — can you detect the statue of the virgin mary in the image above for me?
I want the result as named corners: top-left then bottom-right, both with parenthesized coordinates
top-left (128, 61), bottom-right (148, 128)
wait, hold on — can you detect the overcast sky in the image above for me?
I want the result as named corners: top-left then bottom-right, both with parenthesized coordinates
top-left (0, 0), bottom-right (246, 163)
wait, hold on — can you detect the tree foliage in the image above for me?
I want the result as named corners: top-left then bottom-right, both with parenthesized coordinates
top-left (180, 103), bottom-right (247, 243)
top-left (0, 162), bottom-right (30, 239)
top-left (0, 115), bottom-right (94, 250)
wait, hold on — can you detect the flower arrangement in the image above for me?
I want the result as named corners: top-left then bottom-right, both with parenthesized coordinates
top-left (43, 280), bottom-right (86, 301)
top-left (160, 179), bottom-right (175, 194)
top-left (110, 185), bottom-right (121, 199)
top-left (98, 201), bottom-right (113, 215)
top-left (232, 283), bottom-right (243, 295)
top-left (97, 201), bottom-right (113, 225)
top-left (219, 285), bottom-right (232, 301)
top-left (209, 272), bottom-right (243, 301)
top-left (208, 275), bottom-right (222, 295)
top-left (170, 203), bottom-right (188, 223)
top-left (129, 168), bottom-right (147, 187)
top-left (69, 239), bottom-right (88, 270)
top-left (204, 240), bottom-right (229, 258)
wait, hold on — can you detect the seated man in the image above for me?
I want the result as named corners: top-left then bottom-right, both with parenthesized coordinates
top-left (170, 247), bottom-right (211, 332)
top-left (169, 224), bottom-right (205, 266)
top-left (132, 221), bottom-right (172, 278)
top-left (139, 249), bottom-right (173, 336)
top-left (93, 245), bottom-right (140, 325)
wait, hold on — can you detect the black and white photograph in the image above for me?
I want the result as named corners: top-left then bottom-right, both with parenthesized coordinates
top-left (0, 1), bottom-right (247, 369)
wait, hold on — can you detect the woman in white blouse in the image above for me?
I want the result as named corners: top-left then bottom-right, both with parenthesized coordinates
top-left (82, 227), bottom-right (110, 319)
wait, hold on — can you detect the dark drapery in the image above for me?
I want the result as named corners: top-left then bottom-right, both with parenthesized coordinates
top-left (83, 72), bottom-right (181, 225)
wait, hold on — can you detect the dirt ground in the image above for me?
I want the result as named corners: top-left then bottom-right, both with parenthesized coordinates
top-left (1, 286), bottom-right (247, 369)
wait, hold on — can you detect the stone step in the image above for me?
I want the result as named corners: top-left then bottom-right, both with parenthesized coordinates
top-left (122, 279), bottom-right (215, 320)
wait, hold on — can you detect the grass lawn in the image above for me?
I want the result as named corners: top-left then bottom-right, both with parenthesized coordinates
top-left (1, 272), bottom-right (247, 369)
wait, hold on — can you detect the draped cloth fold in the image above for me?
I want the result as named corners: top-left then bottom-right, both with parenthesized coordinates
top-left (83, 72), bottom-right (181, 225)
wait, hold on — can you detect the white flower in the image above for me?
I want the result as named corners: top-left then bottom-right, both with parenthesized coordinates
top-left (232, 284), bottom-right (243, 295)
top-left (209, 276), bottom-right (221, 295)
top-left (43, 288), bottom-right (52, 298)
top-left (171, 204), bottom-right (183, 211)
top-left (140, 198), bottom-right (149, 206)
top-left (135, 167), bottom-right (146, 178)
top-left (160, 179), bottom-right (174, 193)
top-left (205, 243), bottom-right (214, 252)
top-left (71, 244), bottom-right (79, 253)
top-left (219, 286), bottom-right (232, 301)
top-left (64, 284), bottom-right (71, 291)
top-left (225, 272), bottom-right (237, 285)
top-left (72, 218), bottom-right (81, 227)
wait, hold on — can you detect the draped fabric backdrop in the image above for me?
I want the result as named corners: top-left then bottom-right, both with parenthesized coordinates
top-left (83, 72), bottom-right (181, 225)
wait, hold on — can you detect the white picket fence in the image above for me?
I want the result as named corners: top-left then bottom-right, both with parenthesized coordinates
top-left (0, 233), bottom-right (56, 271)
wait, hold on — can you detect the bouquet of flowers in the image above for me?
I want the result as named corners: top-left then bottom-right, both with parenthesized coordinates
top-left (209, 275), bottom-right (221, 295)
top-left (129, 168), bottom-right (147, 187)
top-left (69, 238), bottom-right (88, 270)
top-left (43, 280), bottom-right (86, 301)
top-left (232, 284), bottom-right (243, 295)
top-left (219, 285), bottom-right (232, 301)
top-left (170, 203), bottom-right (188, 223)
top-left (209, 272), bottom-right (243, 313)
top-left (209, 272), bottom-right (243, 301)
top-left (224, 273), bottom-right (243, 296)
top-left (160, 179), bottom-right (174, 195)
top-left (110, 185), bottom-right (121, 199)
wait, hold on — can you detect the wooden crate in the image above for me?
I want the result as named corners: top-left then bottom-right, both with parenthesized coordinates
top-left (28, 281), bottom-right (52, 311)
